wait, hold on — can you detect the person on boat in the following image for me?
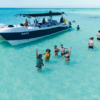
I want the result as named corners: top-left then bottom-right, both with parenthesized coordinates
top-left (28, 20), bottom-right (31, 24)
top-left (49, 10), bottom-right (52, 19)
top-left (77, 25), bottom-right (80, 30)
top-left (36, 21), bottom-right (38, 24)
top-left (24, 19), bottom-right (28, 26)
top-left (54, 45), bottom-right (59, 56)
top-left (59, 44), bottom-right (68, 56)
top-left (88, 37), bottom-right (96, 49)
top-left (49, 10), bottom-right (52, 13)
top-left (42, 49), bottom-right (51, 61)
top-left (42, 18), bottom-right (46, 24)
top-left (60, 47), bottom-right (72, 62)
top-left (60, 16), bottom-right (64, 23)
top-left (97, 30), bottom-right (100, 40)
top-left (64, 19), bottom-right (67, 24)
top-left (33, 20), bottom-right (36, 26)
top-left (36, 49), bottom-right (45, 71)
top-left (34, 20), bottom-right (36, 24)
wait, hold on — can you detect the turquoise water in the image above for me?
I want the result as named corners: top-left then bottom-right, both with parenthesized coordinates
top-left (0, 8), bottom-right (100, 100)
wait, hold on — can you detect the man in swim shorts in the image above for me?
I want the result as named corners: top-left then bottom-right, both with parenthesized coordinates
top-left (97, 31), bottom-right (100, 40)
top-left (59, 44), bottom-right (68, 55)
top-left (88, 37), bottom-right (96, 49)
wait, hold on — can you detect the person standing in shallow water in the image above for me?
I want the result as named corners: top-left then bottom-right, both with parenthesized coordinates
top-left (77, 25), bottom-right (80, 30)
top-left (97, 31), bottom-right (100, 40)
top-left (59, 44), bottom-right (68, 56)
top-left (88, 37), bottom-right (96, 49)
top-left (36, 49), bottom-right (45, 71)
top-left (54, 45), bottom-right (59, 56)
top-left (42, 49), bottom-right (51, 61)
top-left (72, 20), bottom-right (75, 23)
top-left (60, 47), bottom-right (72, 62)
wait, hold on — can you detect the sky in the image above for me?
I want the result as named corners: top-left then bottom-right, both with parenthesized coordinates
top-left (0, 0), bottom-right (100, 8)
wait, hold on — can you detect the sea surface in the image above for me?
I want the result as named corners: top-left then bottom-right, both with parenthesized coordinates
top-left (0, 8), bottom-right (100, 100)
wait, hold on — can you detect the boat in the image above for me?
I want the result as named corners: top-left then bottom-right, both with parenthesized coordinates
top-left (0, 11), bottom-right (72, 45)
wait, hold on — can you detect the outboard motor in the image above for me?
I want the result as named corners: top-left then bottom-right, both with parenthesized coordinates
top-left (68, 21), bottom-right (72, 26)
top-left (0, 24), bottom-right (7, 28)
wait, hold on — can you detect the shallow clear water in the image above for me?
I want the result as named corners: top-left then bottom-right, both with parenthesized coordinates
top-left (0, 8), bottom-right (100, 100)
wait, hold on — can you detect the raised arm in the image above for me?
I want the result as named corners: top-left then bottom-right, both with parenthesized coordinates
top-left (69, 47), bottom-right (72, 55)
top-left (36, 49), bottom-right (38, 57)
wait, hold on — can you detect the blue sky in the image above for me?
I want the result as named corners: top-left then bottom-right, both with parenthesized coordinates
top-left (0, 0), bottom-right (100, 8)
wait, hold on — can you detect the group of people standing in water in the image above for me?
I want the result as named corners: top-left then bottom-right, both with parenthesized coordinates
top-left (36, 44), bottom-right (72, 71)
top-left (35, 21), bottom-right (100, 71)
top-left (54, 44), bottom-right (72, 61)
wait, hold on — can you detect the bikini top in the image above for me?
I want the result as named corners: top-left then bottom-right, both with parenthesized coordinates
top-left (65, 55), bottom-right (70, 58)
top-left (45, 52), bottom-right (50, 57)
top-left (55, 49), bottom-right (59, 52)
top-left (65, 56), bottom-right (69, 58)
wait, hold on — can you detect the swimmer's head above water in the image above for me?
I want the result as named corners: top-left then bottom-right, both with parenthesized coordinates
top-left (54, 45), bottom-right (57, 49)
top-left (61, 44), bottom-right (63, 48)
top-left (66, 51), bottom-right (69, 54)
top-left (38, 54), bottom-right (42, 59)
top-left (90, 37), bottom-right (94, 40)
top-left (46, 49), bottom-right (51, 53)
top-left (72, 20), bottom-right (75, 23)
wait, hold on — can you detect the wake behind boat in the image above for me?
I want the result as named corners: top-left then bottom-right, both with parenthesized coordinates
top-left (0, 11), bottom-right (72, 45)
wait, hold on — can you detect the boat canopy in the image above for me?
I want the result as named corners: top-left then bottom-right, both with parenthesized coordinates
top-left (14, 12), bottom-right (65, 17)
